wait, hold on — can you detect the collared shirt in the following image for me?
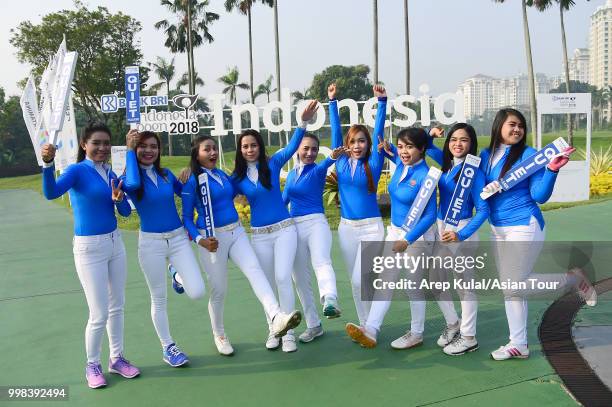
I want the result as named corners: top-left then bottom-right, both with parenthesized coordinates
top-left (491, 143), bottom-right (511, 168)
top-left (247, 162), bottom-right (259, 185)
top-left (85, 156), bottom-right (110, 185)
top-left (204, 167), bottom-right (223, 186)
top-left (140, 164), bottom-right (158, 186)
top-left (399, 159), bottom-right (423, 184)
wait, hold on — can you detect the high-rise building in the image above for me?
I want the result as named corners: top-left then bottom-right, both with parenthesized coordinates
top-left (589, 0), bottom-right (612, 89)
top-left (564, 48), bottom-right (590, 84)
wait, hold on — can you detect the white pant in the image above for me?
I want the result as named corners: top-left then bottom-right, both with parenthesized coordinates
top-left (251, 222), bottom-right (298, 334)
top-left (138, 228), bottom-right (205, 347)
top-left (431, 219), bottom-right (478, 337)
top-left (490, 216), bottom-right (569, 346)
top-left (73, 230), bottom-right (127, 363)
top-left (338, 217), bottom-right (385, 326)
top-left (365, 224), bottom-right (435, 335)
top-left (292, 214), bottom-right (338, 328)
top-left (198, 224), bottom-right (281, 336)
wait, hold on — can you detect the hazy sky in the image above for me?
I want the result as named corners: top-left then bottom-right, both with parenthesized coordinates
top-left (0, 0), bottom-right (607, 102)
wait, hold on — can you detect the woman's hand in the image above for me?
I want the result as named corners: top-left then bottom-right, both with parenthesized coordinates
top-left (328, 83), bottom-right (337, 100)
top-left (198, 236), bottom-right (219, 252)
top-left (373, 84), bottom-right (387, 98)
top-left (392, 239), bottom-right (408, 253)
top-left (482, 180), bottom-right (501, 195)
top-left (330, 146), bottom-right (349, 160)
top-left (178, 167), bottom-right (192, 184)
top-left (41, 143), bottom-right (56, 163)
top-left (301, 99), bottom-right (319, 123)
top-left (429, 126), bottom-right (445, 138)
top-left (111, 179), bottom-right (125, 203)
top-left (548, 147), bottom-right (576, 172)
top-left (378, 139), bottom-right (393, 156)
top-left (126, 129), bottom-right (140, 150)
top-left (441, 231), bottom-right (459, 242)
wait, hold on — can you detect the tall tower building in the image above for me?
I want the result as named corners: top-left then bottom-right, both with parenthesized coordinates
top-left (589, 0), bottom-right (612, 89)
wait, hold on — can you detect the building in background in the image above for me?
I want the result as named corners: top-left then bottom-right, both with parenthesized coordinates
top-left (565, 48), bottom-right (590, 84)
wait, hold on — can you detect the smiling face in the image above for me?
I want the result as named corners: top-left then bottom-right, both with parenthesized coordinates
top-left (241, 135), bottom-right (260, 163)
top-left (136, 135), bottom-right (159, 166)
top-left (298, 137), bottom-right (319, 165)
top-left (198, 139), bottom-right (218, 169)
top-left (448, 129), bottom-right (471, 159)
top-left (500, 114), bottom-right (525, 145)
top-left (82, 131), bottom-right (111, 162)
top-left (397, 138), bottom-right (423, 166)
top-left (348, 131), bottom-right (368, 159)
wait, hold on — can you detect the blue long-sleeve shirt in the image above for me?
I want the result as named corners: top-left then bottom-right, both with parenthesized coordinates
top-left (231, 126), bottom-right (306, 227)
top-left (385, 144), bottom-right (437, 243)
top-left (480, 146), bottom-right (558, 229)
top-left (329, 97), bottom-right (386, 220)
top-left (282, 157), bottom-right (336, 217)
top-left (42, 160), bottom-right (131, 236)
top-left (425, 138), bottom-right (489, 241)
top-left (182, 168), bottom-right (240, 240)
top-left (121, 150), bottom-right (183, 233)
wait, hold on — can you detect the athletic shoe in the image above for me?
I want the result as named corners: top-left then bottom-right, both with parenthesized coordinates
top-left (282, 334), bottom-right (298, 353)
top-left (214, 335), bottom-right (234, 356)
top-left (443, 335), bottom-right (479, 356)
top-left (436, 320), bottom-right (461, 347)
top-left (390, 331), bottom-right (423, 350)
top-left (167, 264), bottom-right (184, 294)
top-left (323, 296), bottom-right (341, 319)
top-left (270, 310), bottom-right (302, 338)
top-left (163, 343), bottom-right (189, 367)
top-left (265, 334), bottom-right (280, 350)
top-left (570, 267), bottom-right (597, 307)
top-left (108, 355), bottom-right (140, 378)
top-left (85, 362), bottom-right (107, 389)
top-left (345, 323), bottom-right (377, 348)
top-left (490, 343), bottom-right (529, 360)
top-left (299, 324), bottom-right (324, 343)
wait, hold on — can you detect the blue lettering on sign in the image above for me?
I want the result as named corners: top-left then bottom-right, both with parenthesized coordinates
top-left (99, 95), bottom-right (168, 113)
top-left (444, 154), bottom-right (481, 228)
top-left (101, 95), bottom-right (118, 113)
top-left (124, 66), bottom-right (141, 124)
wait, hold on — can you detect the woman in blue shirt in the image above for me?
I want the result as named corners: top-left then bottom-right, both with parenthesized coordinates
top-left (40, 122), bottom-right (139, 389)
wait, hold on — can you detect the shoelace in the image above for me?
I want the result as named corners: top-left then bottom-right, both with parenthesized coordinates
top-left (88, 363), bottom-right (103, 376)
top-left (401, 331), bottom-right (413, 341)
top-left (113, 356), bottom-right (132, 368)
top-left (167, 345), bottom-right (182, 357)
top-left (449, 335), bottom-right (465, 347)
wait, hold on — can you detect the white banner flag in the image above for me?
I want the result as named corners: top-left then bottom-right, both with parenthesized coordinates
top-left (48, 51), bottom-right (78, 144)
top-left (55, 91), bottom-right (79, 172)
top-left (20, 76), bottom-right (45, 165)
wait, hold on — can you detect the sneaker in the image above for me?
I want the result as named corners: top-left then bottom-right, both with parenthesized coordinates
top-left (163, 343), bottom-right (189, 367)
top-left (270, 310), bottom-right (302, 338)
top-left (443, 335), bottom-right (479, 356)
top-left (299, 325), bottom-right (324, 343)
top-left (108, 355), bottom-right (140, 378)
top-left (265, 334), bottom-right (281, 350)
top-left (570, 268), bottom-right (597, 307)
top-left (437, 320), bottom-right (461, 347)
top-left (168, 264), bottom-right (184, 294)
top-left (214, 335), bottom-right (234, 356)
top-left (390, 331), bottom-right (423, 350)
top-left (490, 343), bottom-right (529, 361)
top-left (282, 334), bottom-right (298, 353)
top-left (323, 296), bottom-right (341, 319)
top-left (345, 323), bottom-right (377, 348)
top-left (85, 362), bottom-right (107, 389)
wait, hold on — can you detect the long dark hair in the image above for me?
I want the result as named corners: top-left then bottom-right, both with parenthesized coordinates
top-left (234, 129), bottom-right (272, 189)
top-left (77, 122), bottom-right (111, 162)
top-left (190, 135), bottom-right (218, 204)
top-left (487, 108), bottom-right (527, 177)
top-left (345, 124), bottom-right (375, 194)
top-left (441, 123), bottom-right (478, 182)
top-left (134, 131), bottom-right (166, 201)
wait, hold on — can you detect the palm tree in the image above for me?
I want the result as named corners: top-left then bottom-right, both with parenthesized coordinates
top-left (494, 0), bottom-right (538, 145)
top-left (155, 0), bottom-right (219, 95)
top-left (273, 0), bottom-right (281, 102)
top-left (218, 66), bottom-right (250, 105)
top-left (147, 56), bottom-right (176, 96)
top-left (254, 75), bottom-right (276, 103)
top-left (373, 0), bottom-right (379, 84)
top-left (176, 71), bottom-right (205, 90)
top-left (403, 0), bottom-right (410, 94)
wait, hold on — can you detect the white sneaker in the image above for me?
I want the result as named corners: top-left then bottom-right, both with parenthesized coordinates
top-left (436, 320), bottom-right (461, 347)
top-left (270, 310), bottom-right (302, 338)
top-left (570, 268), bottom-right (597, 307)
top-left (214, 335), bottom-right (234, 356)
top-left (265, 334), bottom-right (280, 350)
top-left (299, 325), bottom-right (324, 343)
top-left (282, 334), bottom-right (297, 353)
top-left (490, 343), bottom-right (529, 361)
top-left (390, 331), bottom-right (423, 350)
top-left (443, 335), bottom-right (479, 356)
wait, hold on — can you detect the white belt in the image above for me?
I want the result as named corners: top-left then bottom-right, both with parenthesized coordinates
top-left (213, 221), bottom-right (241, 233)
top-left (340, 217), bottom-right (382, 227)
top-left (251, 218), bottom-right (294, 235)
top-left (293, 213), bottom-right (326, 224)
top-left (74, 229), bottom-right (121, 243)
top-left (139, 226), bottom-right (186, 240)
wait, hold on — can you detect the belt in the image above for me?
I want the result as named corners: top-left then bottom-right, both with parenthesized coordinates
top-left (340, 217), bottom-right (382, 227)
top-left (139, 227), bottom-right (186, 240)
top-left (214, 221), bottom-right (241, 233)
top-left (293, 213), bottom-right (326, 224)
top-left (251, 218), bottom-right (294, 235)
top-left (73, 229), bottom-right (122, 243)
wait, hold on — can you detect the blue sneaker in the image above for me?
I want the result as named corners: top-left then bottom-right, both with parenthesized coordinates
top-left (163, 343), bottom-right (189, 367)
top-left (167, 264), bottom-right (184, 294)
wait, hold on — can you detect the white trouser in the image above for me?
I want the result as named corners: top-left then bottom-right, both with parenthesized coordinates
top-left (292, 214), bottom-right (338, 328)
top-left (198, 224), bottom-right (281, 337)
top-left (251, 222), bottom-right (298, 335)
top-left (338, 217), bottom-right (385, 326)
top-left (430, 219), bottom-right (478, 337)
top-left (73, 230), bottom-right (127, 364)
top-left (138, 227), bottom-right (205, 347)
top-left (490, 216), bottom-right (569, 346)
top-left (365, 224), bottom-right (435, 335)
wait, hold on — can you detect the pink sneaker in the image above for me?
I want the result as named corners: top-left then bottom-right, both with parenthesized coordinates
top-left (85, 362), bottom-right (107, 389)
top-left (108, 355), bottom-right (140, 379)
